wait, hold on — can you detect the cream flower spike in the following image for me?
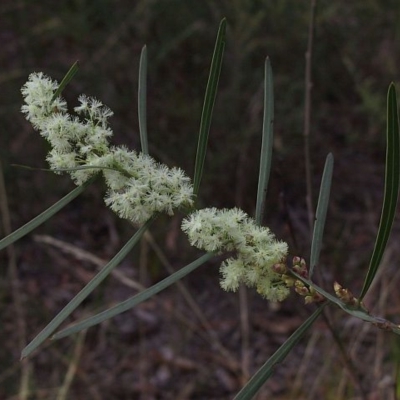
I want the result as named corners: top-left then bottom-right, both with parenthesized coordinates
top-left (21, 72), bottom-right (194, 224)
top-left (181, 208), bottom-right (289, 301)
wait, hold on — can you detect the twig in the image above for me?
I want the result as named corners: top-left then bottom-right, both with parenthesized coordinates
top-left (239, 285), bottom-right (250, 382)
top-left (138, 232), bottom-right (149, 395)
top-left (33, 234), bottom-right (144, 291)
top-left (143, 230), bottom-right (241, 372)
top-left (0, 160), bottom-right (30, 399)
top-left (56, 331), bottom-right (87, 400)
top-left (290, 329), bottom-right (321, 396)
top-left (322, 309), bottom-right (367, 399)
top-left (35, 232), bottom-right (241, 372)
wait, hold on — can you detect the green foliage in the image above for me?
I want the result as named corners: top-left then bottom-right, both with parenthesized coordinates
top-left (51, 252), bottom-right (215, 340)
top-left (21, 218), bottom-right (154, 359)
top-left (234, 306), bottom-right (325, 399)
top-left (193, 18), bottom-right (226, 196)
top-left (0, 177), bottom-right (95, 251)
top-left (138, 45), bottom-right (149, 155)
top-left (360, 84), bottom-right (400, 300)
top-left (310, 153), bottom-right (334, 276)
top-left (51, 61), bottom-right (79, 103)
top-left (1, 2), bottom-right (400, 398)
top-left (255, 57), bottom-right (273, 226)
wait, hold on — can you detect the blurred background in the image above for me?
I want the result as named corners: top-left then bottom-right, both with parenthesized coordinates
top-left (1, 0), bottom-right (400, 399)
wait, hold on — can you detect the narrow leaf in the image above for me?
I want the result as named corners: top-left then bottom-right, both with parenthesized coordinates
top-left (360, 83), bottom-right (400, 300)
top-left (309, 153), bottom-right (334, 276)
top-left (21, 218), bottom-right (154, 359)
top-left (51, 61), bottom-right (79, 103)
top-left (255, 57), bottom-right (274, 225)
top-left (0, 178), bottom-right (95, 252)
top-left (291, 270), bottom-right (400, 335)
top-left (234, 306), bottom-right (324, 400)
top-left (52, 252), bottom-right (215, 340)
top-left (193, 19), bottom-right (226, 196)
top-left (138, 45), bottom-right (149, 155)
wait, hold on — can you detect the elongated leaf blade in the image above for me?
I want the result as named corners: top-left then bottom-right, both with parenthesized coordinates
top-left (52, 252), bottom-right (215, 340)
top-left (309, 153), bottom-right (334, 276)
top-left (138, 45), bottom-right (149, 155)
top-left (360, 83), bottom-right (400, 300)
top-left (51, 61), bottom-right (79, 103)
top-left (0, 178), bottom-right (95, 252)
top-left (255, 57), bottom-right (274, 226)
top-left (193, 19), bottom-right (226, 196)
top-left (291, 271), bottom-right (400, 335)
top-left (21, 218), bottom-right (154, 359)
top-left (234, 306), bottom-right (324, 400)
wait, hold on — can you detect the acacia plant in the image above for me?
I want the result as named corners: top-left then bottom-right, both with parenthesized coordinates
top-left (1, 19), bottom-right (400, 399)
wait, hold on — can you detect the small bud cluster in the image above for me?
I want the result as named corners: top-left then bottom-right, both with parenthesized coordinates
top-left (278, 257), bottom-right (325, 304)
top-left (21, 72), bottom-right (194, 224)
top-left (181, 208), bottom-right (289, 301)
top-left (333, 282), bottom-right (358, 307)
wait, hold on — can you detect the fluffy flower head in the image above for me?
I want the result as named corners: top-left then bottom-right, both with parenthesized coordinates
top-left (182, 208), bottom-right (289, 301)
top-left (21, 72), bottom-right (194, 222)
top-left (104, 147), bottom-right (194, 225)
top-left (21, 72), bottom-right (67, 130)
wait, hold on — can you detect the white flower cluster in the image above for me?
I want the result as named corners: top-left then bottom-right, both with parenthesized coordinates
top-left (181, 208), bottom-right (289, 301)
top-left (21, 73), bottom-right (114, 184)
top-left (21, 72), bottom-right (289, 301)
top-left (102, 147), bottom-right (194, 224)
top-left (21, 72), bottom-right (68, 130)
top-left (21, 72), bottom-right (194, 224)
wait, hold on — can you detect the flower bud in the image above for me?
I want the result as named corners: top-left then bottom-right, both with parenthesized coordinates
top-left (292, 265), bottom-right (308, 278)
top-left (304, 295), bottom-right (314, 304)
top-left (334, 281), bottom-right (357, 306)
top-left (294, 281), bottom-right (309, 296)
top-left (292, 256), bottom-right (301, 265)
top-left (283, 276), bottom-right (295, 287)
top-left (272, 262), bottom-right (287, 274)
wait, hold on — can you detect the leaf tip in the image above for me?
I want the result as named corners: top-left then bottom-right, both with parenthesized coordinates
top-left (219, 18), bottom-right (227, 33)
